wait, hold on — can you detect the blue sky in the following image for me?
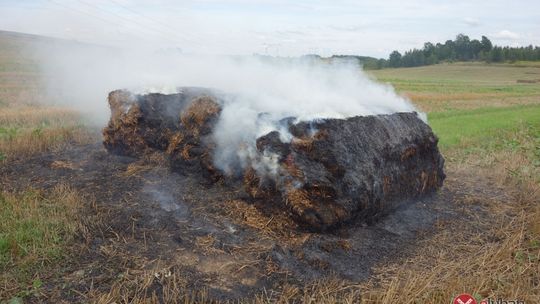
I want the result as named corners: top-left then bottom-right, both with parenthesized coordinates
top-left (1, 0), bottom-right (539, 57)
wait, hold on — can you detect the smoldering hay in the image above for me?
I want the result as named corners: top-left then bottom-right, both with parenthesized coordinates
top-left (103, 86), bottom-right (445, 231)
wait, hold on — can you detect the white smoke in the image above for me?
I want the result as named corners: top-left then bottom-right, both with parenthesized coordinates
top-left (206, 58), bottom-right (421, 174)
top-left (31, 43), bottom-right (421, 174)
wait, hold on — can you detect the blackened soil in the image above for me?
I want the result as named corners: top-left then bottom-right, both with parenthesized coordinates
top-left (0, 142), bottom-right (508, 301)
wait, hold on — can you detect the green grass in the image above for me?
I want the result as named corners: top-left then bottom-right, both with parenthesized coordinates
top-left (429, 105), bottom-right (540, 149)
top-left (429, 105), bottom-right (540, 186)
top-left (374, 64), bottom-right (540, 151)
top-left (370, 64), bottom-right (540, 153)
top-left (0, 186), bottom-right (81, 301)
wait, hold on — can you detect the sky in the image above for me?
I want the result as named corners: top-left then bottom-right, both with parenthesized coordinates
top-left (0, 0), bottom-right (539, 58)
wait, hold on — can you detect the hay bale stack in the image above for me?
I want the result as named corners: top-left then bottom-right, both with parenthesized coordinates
top-left (253, 113), bottom-right (445, 230)
top-left (102, 91), bottom-right (149, 156)
top-left (103, 88), bottom-right (222, 179)
top-left (103, 89), bottom-right (445, 231)
top-left (180, 96), bottom-right (221, 135)
top-left (167, 96), bottom-right (222, 180)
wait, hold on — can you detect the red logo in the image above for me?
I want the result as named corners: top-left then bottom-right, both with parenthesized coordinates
top-left (453, 294), bottom-right (477, 304)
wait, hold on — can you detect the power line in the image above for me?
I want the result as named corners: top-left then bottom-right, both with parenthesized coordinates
top-left (108, 0), bottom-right (200, 44)
top-left (75, 0), bottom-right (175, 43)
top-left (47, 0), bottom-right (125, 29)
top-left (75, 0), bottom-right (198, 47)
top-left (45, 0), bottom-right (214, 52)
top-left (46, 0), bottom-right (169, 45)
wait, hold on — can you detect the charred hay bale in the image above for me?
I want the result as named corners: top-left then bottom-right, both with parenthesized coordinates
top-left (103, 89), bottom-right (192, 155)
top-left (102, 90), bottom-right (147, 156)
top-left (253, 112), bottom-right (445, 231)
top-left (103, 89), bottom-right (223, 180)
top-left (180, 96), bottom-right (221, 136)
top-left (104, 89), bottom-right (444, 231)
top-left (244, 167), bottom-right (277, 199)
top-left (166, 97), bottom-right (222, 180)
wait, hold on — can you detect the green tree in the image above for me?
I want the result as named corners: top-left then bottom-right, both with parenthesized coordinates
top-left (470, 39), bottom-right (482, 59)
top-left (455, 33), bottom-right (471, 60)
top-left (380, 33), bottom-right (539, 69)
top-left (388, 50), bottom-right (402, 67)
top-left (481, 36), bottom-right (493, 52)
top-left (490, 46), bottom-right (503, 62)
top-left (423, 42), bottom-right (435, 57)
top-left (377, 58), bottom-right (387, 69)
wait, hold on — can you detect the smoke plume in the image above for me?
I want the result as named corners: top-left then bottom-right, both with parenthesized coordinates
top-left (31, 43), bottom-right (422, 174)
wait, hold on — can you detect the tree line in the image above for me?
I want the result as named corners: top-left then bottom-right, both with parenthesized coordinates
top-left (375, 34), bottom-right (540, 69)
top-left (330, 34), bottom-right (540, 69)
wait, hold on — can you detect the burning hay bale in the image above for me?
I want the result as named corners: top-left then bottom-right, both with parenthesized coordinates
top-left (103, 88), bottom-right (223, 179)
top-left (103, 89), bottom-right (193, 156)
top-left (168, 96), bottom-right (222, 180)
top-left (102, 90), bottom-right (147, 155)
top-left (251, 113), bottom-right (445, 230)
top-left (103, 89), bottom-right (445, 231)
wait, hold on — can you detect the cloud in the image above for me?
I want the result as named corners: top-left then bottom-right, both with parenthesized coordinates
top-left (462, 17), bottom-right (480, 27)
top-left (327, 24), bottom-right (368, 32)
top-left (273, 30), bottom-right (305, 36)
top-left (492, 30), bottom-right (520, 40)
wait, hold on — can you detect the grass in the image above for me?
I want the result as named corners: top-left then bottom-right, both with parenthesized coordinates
top-left (372, 62), bottom-right (540, 84)
top-left (428, 104), bottom-right (540, 148)
top-left (370, 62), bottom-right (540, 112)
top-left (0, 185), bottom-right (83, 302)
top-left (358, 63), bottom-right (540, 303)
top-left (0, 32), bottom-right (96, 160)
top-left (0, 32), bottom-right (42, 107)
top-left (0, 106), bottom-right (95, 159)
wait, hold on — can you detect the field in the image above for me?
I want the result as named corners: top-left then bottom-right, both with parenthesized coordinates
top-left (366, 65), bottom-right (540, 302)
top-left (372, 62), bottom-right (540, 113)
top-left (1, 30), bottom-right (539, 303)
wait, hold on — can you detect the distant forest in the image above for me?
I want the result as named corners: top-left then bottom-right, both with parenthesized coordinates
top-left (330, 34), bottom-right (540, 69)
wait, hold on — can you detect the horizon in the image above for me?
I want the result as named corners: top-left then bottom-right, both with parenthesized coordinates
top-left (1, 28), bottom-right (538, 61)
top-left (1, 0), bottom-right (539, 58)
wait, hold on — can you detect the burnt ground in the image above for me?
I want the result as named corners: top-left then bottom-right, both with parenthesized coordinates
top-left (0, 141), bottom-right (510, 301)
